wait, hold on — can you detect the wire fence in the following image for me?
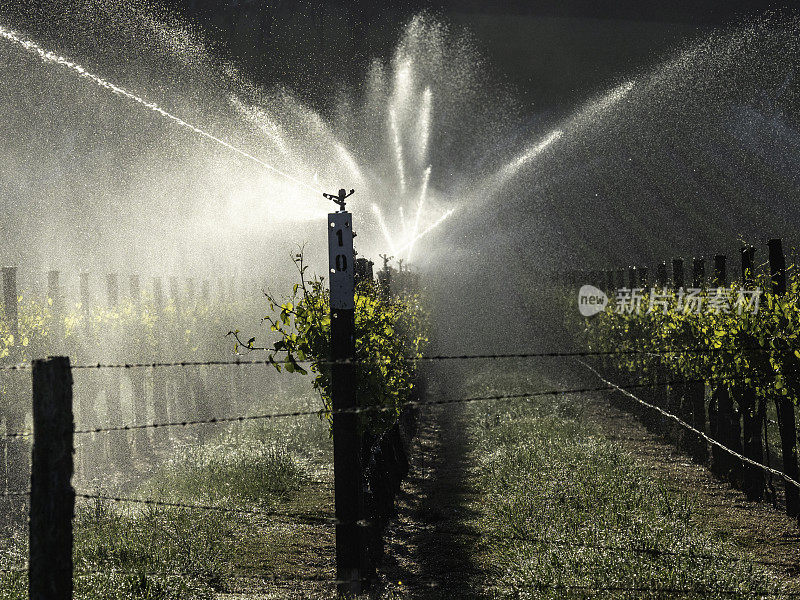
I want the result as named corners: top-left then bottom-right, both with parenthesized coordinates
top-left (74, 492), bottom-right (334, 525)
top-left (3, 348), bottom-right (800, 595)
top-left (0, 344), bottom-right (791, 372)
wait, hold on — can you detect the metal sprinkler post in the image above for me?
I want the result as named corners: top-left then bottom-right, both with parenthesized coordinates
top-left (325, 187), bottom-right (366, 594)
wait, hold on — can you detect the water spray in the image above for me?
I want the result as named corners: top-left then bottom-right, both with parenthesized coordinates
top-left (335, 144), bottom-right (366, 184)
top-left (416, 88), bottom-right (432, 164)
top-left (396, 208), bottom-right (455, 255)
top-left (389, 108), bottom-right (407, 193)
top-left (503, 129), bottom-right (564, 176)
top-left (372, 204), bottom-right (398, 255)
top-left (407, 166), bottom-right (432, 260)
top-left (0, 24), bottom-right (322, 195)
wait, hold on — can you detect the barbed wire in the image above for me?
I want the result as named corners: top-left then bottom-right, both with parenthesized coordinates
top-left (0, 490), bottom-right (30, 498)
top-left (74, 492), bottom-right (334, 526)
top-left (0, 362), bottom-right (30, 371)
top-left (63, 346), bottom-right (782, 371)
top-left (577, 359), bottom-right (800, 491)
top-left (432, 526), bottom-right (800, 570)
top-left (66, 380), bottom-right (695, 437)
top-left (72, 569), bottom-right (326, 582)
top-left (0, 344), bottom-right (784, 374)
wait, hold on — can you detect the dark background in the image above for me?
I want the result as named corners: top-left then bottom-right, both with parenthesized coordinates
top-left (166, 0), bottom-right (783, 113)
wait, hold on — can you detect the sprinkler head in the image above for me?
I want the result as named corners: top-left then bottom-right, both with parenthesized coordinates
top-left (323, 188), bottom-right (355, 211)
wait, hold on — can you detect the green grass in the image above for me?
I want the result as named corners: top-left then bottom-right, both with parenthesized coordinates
top-left (141, 439), bottom-right (307, 508)
top-left (0, 388), bottom-right (333, 600)
top-left (462, 365), bottom-right (794, 599)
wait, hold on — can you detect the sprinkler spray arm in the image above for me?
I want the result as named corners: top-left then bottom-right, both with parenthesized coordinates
top-left (323, 188), bottom-right (355, 212)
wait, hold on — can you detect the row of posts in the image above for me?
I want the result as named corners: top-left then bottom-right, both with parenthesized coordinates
top-left (575, 240), bottom-right (799, 521)
top-left (1, 269), bottom-right (261, 488)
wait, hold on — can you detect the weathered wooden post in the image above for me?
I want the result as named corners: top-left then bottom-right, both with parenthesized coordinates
top-left (737, 245), bottom-right (765, 500)
top-left (79, 272), bottom-right (90, 311)
top-left (128, 275), bottom-right (150, 457)
top-left (709, 255), bottom-right (739, 480)
top-left (656, 261), bottom-right (668, 288)
top-left (169, 276), bottom-right (181, 310)
top-left (29, 356), bottom-right (74, 600)
top-left (3, 266), bottom-right (19, 342)
top-left (667, 258), bottom-right (685, 445)
top-left (325, 188), bottom-right (365, 594)
top-left (650, 262), bottom-right (669, 430)
top-left (768, 238), bottom-right (799, 516)
top-left (604, 269), bottom-right (614, 293)
top-left (129, 274), bottom-right (141, 306)
top-left (685, 257), bottom-right (708, 463)
top-left (76, 272), bottom-right (95, 481)
top-left (47, 271), bottom-right (64, 352)
top-left (105, 274), bottom-right (130, 469)
top-left (1, 266), bottom-right (26, 513)
top-left (105, 273), bottom-right (119, 309)
top-left (151, 277), bottom-right (168, 448)
top-left (671, 258), bottom-right (684, 290)
top-left (639, 266), bottom-right (648, 288)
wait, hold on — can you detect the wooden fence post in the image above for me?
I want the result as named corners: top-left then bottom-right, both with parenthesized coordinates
top-left (169, 276), bottom-right (182, 312)
top-left (29, 356), bottom-right (74, 600)
top-left (684, 257), bottom-right (708, 463)
top-left (152, 277), bottom-right (168, 448)
top-left (328, 207), bottom-right (365, 594)
top-left (639, 266), bottom-right (648, 288)
top-left (128, 274), bottom-right (150, 458)
top-left (3, 266), bottom-right (19, 342)
top-left (105, 273), bottom-right (118, 308)
top-left (671, 258), bottom-right (684, 290)
top-left (47, 271), bottom-right (63, 352)
top-left (656, 262), bottom-right (667, 288)
top-left (710, 254), bottom-right (740, 480)
top-left (667, 258), bottom-right (686, 444)
top-left (737, 245), bottom-right (765, 500)
top-left (768, 238), bottom-right (799, 516)
top-left (605, 269), bottom-right (614, 293)
top-left (129, 275), bottom-right (141, 306)
top-left (105, 274), bottom-right (129, 469)
top-left (2, 267), bottom-right (27, 498)
top-left (76, 272), bottom-right (96, 481)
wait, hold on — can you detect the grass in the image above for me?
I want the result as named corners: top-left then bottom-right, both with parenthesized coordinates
top-left (461, 364), bottom-right (794, 599)
top-left (0, 384), bottom-right (334, 599)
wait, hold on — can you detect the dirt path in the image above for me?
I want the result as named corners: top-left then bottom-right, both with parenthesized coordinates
top-left (377, 404), bottom-right (486, 599)
top-left (214, 478), bottom-right (336, 599)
